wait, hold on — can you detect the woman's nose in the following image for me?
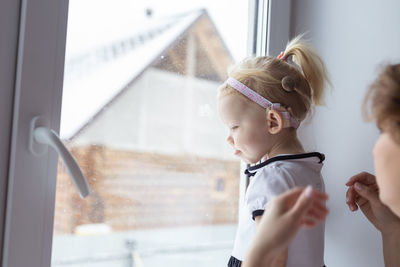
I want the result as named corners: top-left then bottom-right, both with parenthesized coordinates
top-left (226, 135), bottom-right (234, 146)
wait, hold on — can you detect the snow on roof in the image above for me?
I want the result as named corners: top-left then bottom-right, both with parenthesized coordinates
top-left (60, 7), bottom-right (205, 139)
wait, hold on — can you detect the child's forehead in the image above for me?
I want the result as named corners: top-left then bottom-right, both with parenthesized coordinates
top-left (220, 92), bottom-right (247, 105)
top-left (218, 93), bottom-right (263, 118)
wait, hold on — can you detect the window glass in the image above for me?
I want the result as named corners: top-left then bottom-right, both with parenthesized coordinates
top-left (52, 1), bottom-right (247, 266)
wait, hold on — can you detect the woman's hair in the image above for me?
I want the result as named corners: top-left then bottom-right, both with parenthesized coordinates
top-left (218, 34), bottom-right (330, 122)
top-left (363, 63), bottom-right (400, 143)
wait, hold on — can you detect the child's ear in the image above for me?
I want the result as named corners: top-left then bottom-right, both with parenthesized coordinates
top-left (266, 109), bottom-right (283, 134)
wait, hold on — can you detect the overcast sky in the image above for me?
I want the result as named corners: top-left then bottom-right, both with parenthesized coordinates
top-left (144, 0), bottom-right (249, 60)
top-left (68, 0), bottom-right (248, 60)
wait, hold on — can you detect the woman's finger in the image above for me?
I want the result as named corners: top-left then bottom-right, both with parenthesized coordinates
top-left (289, 186), bottom-right (327, 221)
top-left (355, 195), bottom-right (368, 207)
top-left (354, 182), bottom-right (380, 206)
top-left (272, 187), bottom-right (305, 213)
top-left (309, 200), bottom-right (329, 218)
top-left (300, 217), bottom-right (317, 228)
top-left (306, 204), bottom-right (329, 220)
top-left (346, 186), bottom-right (359, 211)
top-left (312, 190), bottom-right (329, 201)
top-left (345, 171), bottom-right (376, 186)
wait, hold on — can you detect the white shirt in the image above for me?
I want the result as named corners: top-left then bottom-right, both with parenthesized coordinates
top-left (231, 152), bottom-right (326, 267)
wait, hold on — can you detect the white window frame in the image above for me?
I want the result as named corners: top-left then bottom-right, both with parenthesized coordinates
top-left (241, 0), bottom-right (291, 205)
top-left (0, 1), bottom-right (291, 266)
top-left (0, 0), bottom-right (21, 262)
top-left (251, 0), bottom-right (291, 57)
top-left (1, 0), bottom-right (69, 266)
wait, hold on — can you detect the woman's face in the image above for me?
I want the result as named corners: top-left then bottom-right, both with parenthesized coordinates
top-left (373, 131), bottom-right (400, 217)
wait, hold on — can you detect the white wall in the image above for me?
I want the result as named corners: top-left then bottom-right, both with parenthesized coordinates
top-left (291, 0), bottom-right (400, 266)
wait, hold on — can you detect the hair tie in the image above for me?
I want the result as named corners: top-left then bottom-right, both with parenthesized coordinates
top-left (277, 51), bottom-right (288, 61)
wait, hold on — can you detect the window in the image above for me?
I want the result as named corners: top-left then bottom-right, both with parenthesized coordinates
top-left (2, 1), bottom-right (293, 266)
top-left (51, 2), bottom-right (247, 265)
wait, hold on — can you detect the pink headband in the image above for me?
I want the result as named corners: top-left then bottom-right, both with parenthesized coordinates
top-left (226, 77), bottom-right (300, 129)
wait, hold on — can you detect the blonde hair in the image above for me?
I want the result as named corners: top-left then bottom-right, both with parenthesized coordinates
top-left (363, 63), bottom-right (400, 143)
top-left (218, 34), bottom-right (330, 122)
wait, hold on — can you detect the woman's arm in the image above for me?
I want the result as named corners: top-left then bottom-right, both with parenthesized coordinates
top-left (346, 172), bottom-right (400, 267)
top-left (382, 230), bottom-right (400, 267)
top-left (272, 248), bottom-right (288, 267)
top-left (255, 216), bottom-right (288, 267)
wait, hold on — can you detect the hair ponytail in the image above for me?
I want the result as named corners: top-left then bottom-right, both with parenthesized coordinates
top-left (283, 34), bottom-right (330, 106)
top-left (218, 34), bottom-right (330, 122)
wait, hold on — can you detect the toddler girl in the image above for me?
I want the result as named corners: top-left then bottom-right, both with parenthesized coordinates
top-left (218, 35), bottom-right (330, 267)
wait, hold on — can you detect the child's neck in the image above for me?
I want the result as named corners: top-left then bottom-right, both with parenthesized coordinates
top-left (262, 132), bottom-right (305, 161)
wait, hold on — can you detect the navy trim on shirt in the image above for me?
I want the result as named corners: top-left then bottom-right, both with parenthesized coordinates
top-left (227, 256), bottom-right (242, 267)
top-left (245, 152), bottom-right (325, 177)
top-left (252, 209), bottom-right (264, 220)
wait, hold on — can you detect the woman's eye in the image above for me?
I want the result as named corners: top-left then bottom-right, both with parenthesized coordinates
top-left (231, 126), bottom-right (238, 130)
top-left (377, 124), bottom-right (383, 133)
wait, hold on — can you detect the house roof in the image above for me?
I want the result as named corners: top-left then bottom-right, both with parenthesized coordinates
top-left (60, 9), bottom-right (209, 139)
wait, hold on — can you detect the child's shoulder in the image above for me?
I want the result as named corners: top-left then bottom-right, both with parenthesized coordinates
top-left (252, 153), bottom-right (325, 186)
top-left (247, 165), bottom-right (294, 201)
top-left (259, 153), bottom-right (325, 173)
top-left (254, 163), bottom-right (295, 187)
top-left (256, 158), bottom-right (305, 177)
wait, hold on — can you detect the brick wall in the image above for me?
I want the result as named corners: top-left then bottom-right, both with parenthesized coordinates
top-left (54, 145), bottom-right (240, 234)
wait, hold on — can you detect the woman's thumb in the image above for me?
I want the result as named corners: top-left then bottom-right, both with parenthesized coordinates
top-left (290, 186), bottom-right (314, 220)
top-left (354, 182), bottom-right (379, 204)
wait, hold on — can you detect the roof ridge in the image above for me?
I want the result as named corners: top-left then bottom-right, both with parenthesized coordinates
top-left (65, 20), bottom-right (180, 78)
top-left (160, 8), bottom-right (206, 20)
top-left (64, 10), bottom-right (208, 78)
top-left (61, 9), bottom-right (208, 139)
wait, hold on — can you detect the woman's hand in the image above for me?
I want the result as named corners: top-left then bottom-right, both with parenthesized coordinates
top-left (346, 171), bottom-right (400, 267)
top-left (345, 171), bottom-right (400, 235)
top-left (243, 186), bottom-right (328, 267)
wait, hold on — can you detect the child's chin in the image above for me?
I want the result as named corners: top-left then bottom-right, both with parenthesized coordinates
top-left (243, 158), bottom-right (256, 164)
top-left (237, 154), bottom-right (258, 164)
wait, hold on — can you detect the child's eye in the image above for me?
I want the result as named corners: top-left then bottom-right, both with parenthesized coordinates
top-left (231, 126), bottom-right (239, 130)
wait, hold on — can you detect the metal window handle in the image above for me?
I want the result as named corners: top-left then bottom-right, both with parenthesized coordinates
top-left (29, 117), bottom-right (90, 198)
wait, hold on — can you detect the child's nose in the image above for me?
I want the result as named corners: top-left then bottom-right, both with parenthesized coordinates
top-left (226, 135), bottom-right (234, 146)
